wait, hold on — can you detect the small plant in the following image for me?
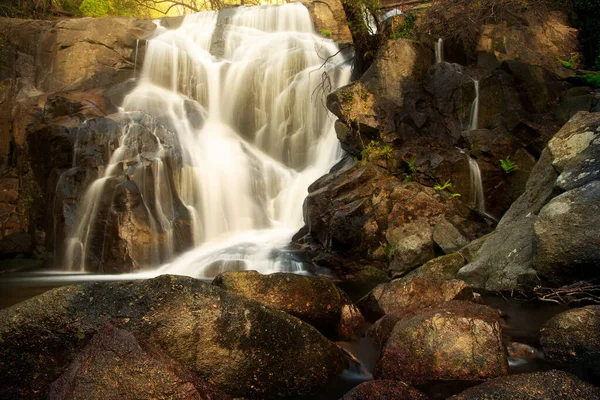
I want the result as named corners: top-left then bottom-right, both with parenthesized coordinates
top-left (571, 73), bottom-right (600, 89)
top-left (406, 158), bottom-right (417, 173)
top-left (321, 28), bottom-right (332, 37)
top-left (390, 13), bottom-right (417, 40)
top-left (499, 156), bottom-right (518, 174)
top-left (361, 140), bottom-right (393, 161)
top-left (434, 179), bottom-right (453, 191)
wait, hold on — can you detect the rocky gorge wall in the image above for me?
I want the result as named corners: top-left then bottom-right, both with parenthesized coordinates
top-left (0, 1), bottom-right (598, 297)
top-left (292, 8), bottom-right (600, 294)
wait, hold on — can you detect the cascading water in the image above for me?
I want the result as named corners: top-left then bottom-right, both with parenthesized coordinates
top-left (435, 38), bottom-right (443, 64)
top-left (468, 78), bottom-right (479, 131)
top-left (63, 3), bottom-right (351, 277)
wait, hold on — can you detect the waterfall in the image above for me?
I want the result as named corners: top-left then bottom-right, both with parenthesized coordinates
top-left (435, 38), bottom-right (443, 64)
top-left (63, 4), bottom-right (351, 277)
top-left (468, 79), bottom-right (479, 131)
top-left (467, 156), bottom-right (485, 213)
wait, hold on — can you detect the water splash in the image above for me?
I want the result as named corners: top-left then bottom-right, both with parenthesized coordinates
top-left (63, 4), bottom-right (351, 277)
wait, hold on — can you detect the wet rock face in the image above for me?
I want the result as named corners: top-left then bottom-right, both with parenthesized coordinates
top-left (297, 160), bottom-right (490, 278)
top-left (48, 324), bottom-right (232, 400)
top-left (449, 370), bottom-right (600, 400)
top-left (459, 112), bottom-right (600, 291)
top-left (340, 379), bottom-right (429, 400)
top-left (357, 275), bottom-right (474, 322)
top-left (540, 305), bottom-right (600, 384)
top-left (0, 275), bottom-right (347, 399)
top-left (374, 301), bottom-right (508, 385)
top-left (213, 270), bottom-right (365, 340)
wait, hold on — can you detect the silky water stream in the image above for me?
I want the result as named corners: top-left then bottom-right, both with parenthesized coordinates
top-left (0, 13), bottom-right (572, 398)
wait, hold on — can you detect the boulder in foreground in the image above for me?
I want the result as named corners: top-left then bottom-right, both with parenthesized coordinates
top-left (375, 301), bottom-right (508, 385)
top-left (0, 275), bottom-right (346, 399)
top-left (213, 270), bottom-right (364, 340)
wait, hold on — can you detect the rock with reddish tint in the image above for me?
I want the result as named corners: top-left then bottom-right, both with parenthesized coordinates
top-left (296, 160), bottom-right (489, 279)
top-left (0, 275), bottom-right (347, 399)
top-left (449, 370), bottom-right (600, 400)
top-left (213, 270), bottom-right (365, 340)
top-left (375, 301), bottom-right (508, 385)
top-left (48, 324), bottom-right (231, 400)
top-left (340, 380), bottom-right (429, 400)
top-left (357, 275), bottom-right (474, 321)
top-left (507, 342), bottom-right (539, 359)
top-left (540, 305), bottom-right (600, 384)
top-left (367, 311), bottom-right (414, 348)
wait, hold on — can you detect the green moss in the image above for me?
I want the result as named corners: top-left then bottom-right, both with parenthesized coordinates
top-left (390, 13), bottom-right (417, 40)
top-left (571, 73), bottom-right (600, 88)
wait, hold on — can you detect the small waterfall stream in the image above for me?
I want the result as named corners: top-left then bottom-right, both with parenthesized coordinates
top-left (435, 38), bottom-right (443, 64)
top-left (63, 4), bottom-right (351, 277)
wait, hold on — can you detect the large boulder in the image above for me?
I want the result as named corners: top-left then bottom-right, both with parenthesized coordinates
top-left (48, 324), bottom-right (231, 400)
top-left (212, 270), bottom-right (365, 340)
top-left (449, 370), bottom-right (600, 400)
top-left (0, 275), bottom-right (347, 399)
top-left (340, 380), bottom-right (429, 400)
top-left (459, 111), bottom-right (600, 291)
top-left (0, 17), bottom-right (155, 93)
top-left (374, 301), bottom-right (508, 385)
top-left (295, 160), bottom-right (490, 278)
top-left (540, 305), bottom-right (600, 384)
top-left (357, 275), bottom-right (474, 321)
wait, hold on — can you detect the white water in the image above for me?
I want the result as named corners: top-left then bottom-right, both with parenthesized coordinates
top-left (63, 4), bottom-right (351, 277)
top-left (435, 38), bottom-right (443, 64)
top-left (468, 79), bottom-right (479, 131)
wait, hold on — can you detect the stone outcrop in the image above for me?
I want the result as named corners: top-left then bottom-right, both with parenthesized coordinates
top-left (458, 112), bottom-right (600, 291)
top-left (302, 0), bottom-right (352, 44)
top-left (213, 270), bottom-right (365, 340)
top-left (374, 301), bottom-right (508, 385)
top-left (0, 275), bottom-right (347, 399)
top-left (294, 159), bottom-right (490, 279)
top-left (0, 16), bottom-right (155, 262)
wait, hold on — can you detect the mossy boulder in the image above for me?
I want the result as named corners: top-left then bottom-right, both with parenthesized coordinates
top-left (0, 275), bottom-right (347, 399)
top-left (212, 270), bottom-right (365, 340)
top-left (374, 301), bottom-right (508, 385)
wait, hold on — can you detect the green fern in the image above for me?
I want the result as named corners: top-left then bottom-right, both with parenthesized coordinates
top-left (499, 156), bottom-right (518, 174)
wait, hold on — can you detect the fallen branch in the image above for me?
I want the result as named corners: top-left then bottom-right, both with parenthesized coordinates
top-left (534, 281), bottom-right (600, 305)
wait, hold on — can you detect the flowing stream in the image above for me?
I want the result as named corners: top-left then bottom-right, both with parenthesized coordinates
top-left (63, 3), bottom-right (351, 277)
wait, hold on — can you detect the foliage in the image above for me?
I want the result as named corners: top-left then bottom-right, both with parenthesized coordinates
top-left (434, 179), bottom-right (453, 191)
top-left (0, 0), bottom-right (262, 18)
top-left (421, 0), bottom-right (561, 51)
top-left (499, 156), bottom-right (518, 174)
top-left (570, 73), bottom-right (600, 88)
top-left (433, 179), bottom-right (461, 197)
top-left (361, 140), bottom-right (393, 161)
top-left (406, 157), bottom-right (417, 174)
top-left (321, 29), bottom-right (332, 38)
top-left (389, 13), bottom-right (417, 40)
